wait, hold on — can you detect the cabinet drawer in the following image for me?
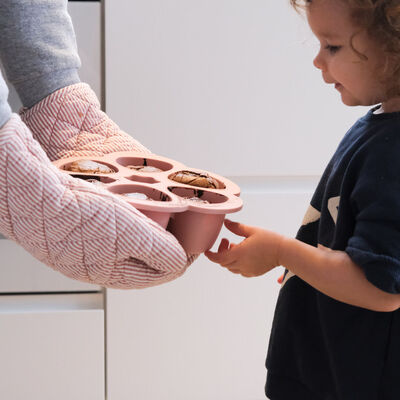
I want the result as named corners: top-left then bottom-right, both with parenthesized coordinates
top-left (0, 294), bottom-right (104, 400)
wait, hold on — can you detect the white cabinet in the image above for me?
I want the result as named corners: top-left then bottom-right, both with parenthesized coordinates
top-left (106, 179), bottom-right (316, 400)
top-left (0, 3), bottom-right (106, 399)
top-left (104, 1), bottom-right (366, 399)
top-left (0, 0), bottom-right (102, 293)
top-left (0, 294), bottom-right (105, 400)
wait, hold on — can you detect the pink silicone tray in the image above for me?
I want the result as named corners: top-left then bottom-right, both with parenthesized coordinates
top-left (53, 151), bottom-right (243, 253)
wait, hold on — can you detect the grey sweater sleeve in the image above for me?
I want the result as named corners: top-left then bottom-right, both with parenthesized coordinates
top-left (0, 0), bottom-right (81, 108)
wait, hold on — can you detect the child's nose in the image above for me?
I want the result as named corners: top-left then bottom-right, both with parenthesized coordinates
top-left (313, 52), bottom-right (324, 70)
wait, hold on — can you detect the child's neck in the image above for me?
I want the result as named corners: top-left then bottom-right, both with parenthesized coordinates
top-left (381, 97), bottom-right (400, 113)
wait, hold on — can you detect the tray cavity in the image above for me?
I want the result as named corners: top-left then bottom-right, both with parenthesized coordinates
top-left (108, 184), bottom-right (171, 202)
top-left (71, 175), bottom-right (117, 184)
top-left (168, 187), bottom-right (228, 204)
top-left (116, 156), bottom-right (173, 172)
top-left (127, 175), bottom-right (159, 184)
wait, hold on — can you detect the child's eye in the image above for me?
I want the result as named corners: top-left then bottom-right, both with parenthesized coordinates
top-left (325, 45), bottom-right (341, 54)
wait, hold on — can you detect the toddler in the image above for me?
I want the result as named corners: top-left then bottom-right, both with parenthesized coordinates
top-left (206, 0), bottom-right (400, 398)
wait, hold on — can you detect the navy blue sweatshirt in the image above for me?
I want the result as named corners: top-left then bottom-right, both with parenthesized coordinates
top-left (266, 107), bottom-right (400, 400)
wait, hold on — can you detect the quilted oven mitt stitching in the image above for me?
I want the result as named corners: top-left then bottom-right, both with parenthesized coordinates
top-left (55, 84), bottom-right (143, 146)
top-left (1, 117), bottom-right (149, 283)
top-left (32, 96), bottom-right (146, 160)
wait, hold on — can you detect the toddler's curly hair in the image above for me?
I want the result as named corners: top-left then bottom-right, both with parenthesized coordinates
top-left (291, 0), bottom-right (400, 97)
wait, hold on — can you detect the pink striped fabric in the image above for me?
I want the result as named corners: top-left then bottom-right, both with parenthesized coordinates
top-left (20, 83), bottom-right (150, 161)
top-left (0, 114), bottom-right (193, 288)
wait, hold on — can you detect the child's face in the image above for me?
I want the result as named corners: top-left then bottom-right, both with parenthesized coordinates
top-left (307, 0), bottom-right (386, 107)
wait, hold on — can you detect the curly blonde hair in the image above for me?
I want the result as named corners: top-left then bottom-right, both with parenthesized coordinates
top-left (291, 0), bottom-right (400, 97)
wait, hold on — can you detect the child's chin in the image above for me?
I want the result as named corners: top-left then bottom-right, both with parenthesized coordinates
top-left (340, 94), bottom-right (362, 107)
top-left (341, 93), bottom-right (377, 107)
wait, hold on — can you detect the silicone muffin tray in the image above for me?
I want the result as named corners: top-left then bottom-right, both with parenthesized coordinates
top-left (53, 151), bottom-right (243, 253)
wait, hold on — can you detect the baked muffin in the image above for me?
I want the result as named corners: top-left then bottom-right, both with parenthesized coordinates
top-left (127, 165), bottom-right (162, 173)
top-left (66, 160), bottom-right (114, 174)
top-left (185, 196), bottom-right (210, 204)
top-left (170, 170), bottom-right (221, 189)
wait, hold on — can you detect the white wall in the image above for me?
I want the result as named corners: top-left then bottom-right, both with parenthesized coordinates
top-left (105, 1), bottom-right (368, 399)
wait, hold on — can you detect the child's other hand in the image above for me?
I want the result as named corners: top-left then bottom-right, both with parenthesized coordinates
top-left (204, 219), bottom-right (284, 277)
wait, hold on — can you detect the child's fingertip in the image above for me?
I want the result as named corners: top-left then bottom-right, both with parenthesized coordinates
top-left (205, 250), bottom-right (218, 259)
top-left (219, 238), bottom-right (229, 247)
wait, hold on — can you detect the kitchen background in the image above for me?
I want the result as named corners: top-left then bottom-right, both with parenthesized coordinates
top-left (0, 1), bottom-right (367, 399)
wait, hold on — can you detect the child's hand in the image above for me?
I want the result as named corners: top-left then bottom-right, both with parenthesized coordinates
top-left (204, 219), bottom-right (284, 277)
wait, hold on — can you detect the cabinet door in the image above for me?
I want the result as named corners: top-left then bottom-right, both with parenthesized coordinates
top-left (0, 0), bottom-right (102, 293)
top-left (0, 294), bottom-right (105, 400)
top-left (105, 0), bottom-right (367, 177)
top-left (106, 180), bottom-right (315, 400)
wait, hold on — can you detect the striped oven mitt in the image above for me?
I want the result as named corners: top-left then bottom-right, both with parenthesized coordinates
top-left (20, 82), bottom-right (150, 161)
top-left (0, 84), bottom-right (195, 289)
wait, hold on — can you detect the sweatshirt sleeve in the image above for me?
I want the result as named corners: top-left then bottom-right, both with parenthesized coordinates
top-left (346, 132), bottom-right (400, 294)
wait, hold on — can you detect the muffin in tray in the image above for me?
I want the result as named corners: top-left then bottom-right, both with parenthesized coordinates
top-left (65, 160), bottom-right (114, 174)
top-left (126, 165), bottom-right (162, 173)
top-left (169, 170), bottom-right (222, 189)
